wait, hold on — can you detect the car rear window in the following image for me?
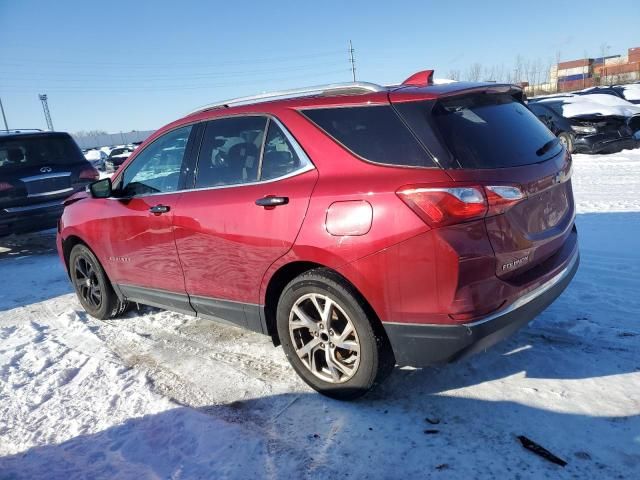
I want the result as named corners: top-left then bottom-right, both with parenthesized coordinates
top-left (0, 134), bottom-right (85, 172)
top-left (397, 94), bottom-right (563, 169)
top-left (302, 105), bottom-right (436, 167)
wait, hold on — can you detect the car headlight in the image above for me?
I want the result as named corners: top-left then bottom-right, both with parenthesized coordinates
top-left (571, 125), bottom-right (597, 134)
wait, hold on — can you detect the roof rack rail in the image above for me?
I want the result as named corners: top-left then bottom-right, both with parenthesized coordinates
top-left (187, 81), bottom-right (386, 115)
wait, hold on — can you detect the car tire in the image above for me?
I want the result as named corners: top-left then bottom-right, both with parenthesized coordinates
top-left (69, 244), bottom-right (128, 320)
top-left (558, 132), bottom-right (574, 153)
top-left (276, 268), bottom-right (395, 400)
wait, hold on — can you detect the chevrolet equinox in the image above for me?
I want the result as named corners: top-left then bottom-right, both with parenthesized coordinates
top-left (57, 70), bottom-right (579, 399)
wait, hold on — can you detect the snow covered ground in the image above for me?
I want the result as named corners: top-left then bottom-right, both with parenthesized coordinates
top-left (1, 150), bottom-right (640, 479)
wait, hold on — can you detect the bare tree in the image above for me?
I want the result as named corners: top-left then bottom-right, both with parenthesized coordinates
top-left (465, 63), bottom-right (482, 82)
top-left (447, 69), bottom-right (461, 81)
top-left (74, 130), bottom-right (108, 137)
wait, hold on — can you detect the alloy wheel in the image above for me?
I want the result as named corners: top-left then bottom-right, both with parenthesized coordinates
top-left (288, 293), bottom-right (360, 383)
top-left (73, 255), bottom-right (103, 309)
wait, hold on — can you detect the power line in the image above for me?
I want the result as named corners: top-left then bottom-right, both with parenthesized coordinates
top-left (0, 68), bottom-right (353, 94)
top-left (0, 49), bottom-right (346, 69)
top-left (0, 60), bottom-right (348, 82)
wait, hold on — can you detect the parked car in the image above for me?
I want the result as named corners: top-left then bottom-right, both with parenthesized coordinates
top-left (104, 146), bottom-right (135, 172)
top-left (57, 72), bottom-right (579, 399)
top-left (529, 96), bottom-right (640, 154)
top-left (84, 149), bottom-right (108, 170)
top-left (527, 102), bottom-right (576, 152)
top-left (575, 86), bottom-right (627, 100)
top-left (0, 130), bottom-right (99, 237)
top-left (616, 84), bottom-right (640, 105)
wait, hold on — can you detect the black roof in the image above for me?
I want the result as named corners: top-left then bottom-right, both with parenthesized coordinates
top-left (0, 130), bottom-right (70, 139)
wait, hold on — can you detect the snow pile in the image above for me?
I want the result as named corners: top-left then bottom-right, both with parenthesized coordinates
top-left (621, 84), bottom-right (640, 101)
top-left (1, 150), bottom-right (640, 478)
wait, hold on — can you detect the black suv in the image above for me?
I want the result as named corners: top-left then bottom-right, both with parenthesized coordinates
top-left (0, 130), bottom-right (99, 237)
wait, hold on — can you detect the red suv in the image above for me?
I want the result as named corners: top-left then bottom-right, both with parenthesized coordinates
top-left (57, 71), bottom-right (579, 399)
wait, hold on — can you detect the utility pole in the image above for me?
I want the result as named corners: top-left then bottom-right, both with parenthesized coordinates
top-left (349, 40), bottom-right (356, 82)
top-left (39, 94), bottom-right (54, 131)
top-left (0, 97), bottom-right (8, 131)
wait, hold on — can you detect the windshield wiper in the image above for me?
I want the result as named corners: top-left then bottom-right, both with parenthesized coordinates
top-left (536, 138), bottom-right (559, 157)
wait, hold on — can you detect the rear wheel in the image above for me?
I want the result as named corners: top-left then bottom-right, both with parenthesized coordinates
top-left (276, 269), bottom-right (394, 400)
top-left (69, 244), bottom-right (128, 320)
top-left (558, 132), bottom-right (574, 153)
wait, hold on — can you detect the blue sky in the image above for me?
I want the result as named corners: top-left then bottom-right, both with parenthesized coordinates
top-left (0, 0), bottom-right (638, 133)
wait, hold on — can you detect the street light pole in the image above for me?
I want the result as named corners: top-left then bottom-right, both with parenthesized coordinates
top-left (0, 96), bottom-right (8, 132)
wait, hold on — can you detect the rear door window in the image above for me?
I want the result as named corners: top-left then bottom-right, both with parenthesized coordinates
top-left (0, 134), bottom-right (84, 172)
top-left (194, 116), bottom-right (267, 188)
top-left (302, 105), bottom-right (436, 167)
top-left (260, 120), bottom-right (311, 180)
top-left (397, 95), bottom-right (562, 169)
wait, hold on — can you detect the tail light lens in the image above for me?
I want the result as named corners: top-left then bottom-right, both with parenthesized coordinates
top-left (79, 167), bottom-right (99, 181)
top-left (0, 182), bottom-right (14, 192)
top-left (485, 185), bottom-right (525, 215)
top-left (397, 184), bottom-right (525, 228)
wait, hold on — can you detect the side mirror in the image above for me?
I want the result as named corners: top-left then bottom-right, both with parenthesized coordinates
top-left (89, 178), bottom-right (112, 198)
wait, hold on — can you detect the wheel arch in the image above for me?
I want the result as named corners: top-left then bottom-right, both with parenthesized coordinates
top-left (62, 234), bottom-right (89, 273)
top-left (263, 260), bottom-right (389, 354)
top-left (62, 235), bottom-right (124, 301)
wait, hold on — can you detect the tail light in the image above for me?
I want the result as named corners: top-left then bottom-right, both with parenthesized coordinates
top-left (79, 167), bottom-right (99, 181)
top-left (397, 184), bottom-right (525, 228)
top-left (485, 185), bottom-right (525, 215)
top-left (0, 182), bottom-right (14, 192)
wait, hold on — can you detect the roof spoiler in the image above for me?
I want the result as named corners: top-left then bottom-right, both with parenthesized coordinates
top-left (402, 70), bottom-right (434, 87)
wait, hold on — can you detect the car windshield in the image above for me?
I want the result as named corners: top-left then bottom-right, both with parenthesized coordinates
top-left (0, 134), bottom-right (84, 172)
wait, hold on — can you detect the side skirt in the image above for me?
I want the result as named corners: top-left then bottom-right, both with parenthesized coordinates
top-left (116, 284), bottom-right (267, 334)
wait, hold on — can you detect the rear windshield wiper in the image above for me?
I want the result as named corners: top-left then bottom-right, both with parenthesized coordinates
top-left (536, 138), bottom-right (559, 157)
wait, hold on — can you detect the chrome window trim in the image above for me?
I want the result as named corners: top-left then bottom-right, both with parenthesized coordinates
top-left (106, 163), bottom-right (315, 200)
top-left (20, 172), bottom-right (71, 182)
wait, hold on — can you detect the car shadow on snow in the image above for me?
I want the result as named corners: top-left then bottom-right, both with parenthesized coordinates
top-left (1, 213), bottom-right (640, 479)
top-left (0, 230), bottom-right (73, 312)
top-left (0, 386), bottom-right (637, 479)
top-left (0, 229), bottom-right (59, 259)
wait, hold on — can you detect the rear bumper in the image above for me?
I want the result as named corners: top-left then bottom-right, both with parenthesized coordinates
top-left (573, 134), bottom-right (637, 154)
top-left (0, 200), bottom-right (64, 237)
top-left (384, 247), bottom-right (580, 366)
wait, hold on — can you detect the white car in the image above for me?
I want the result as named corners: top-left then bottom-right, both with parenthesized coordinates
top-left (84, 149), bottom-right (108, 170)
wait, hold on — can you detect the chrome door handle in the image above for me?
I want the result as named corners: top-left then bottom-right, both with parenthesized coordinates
top-left (149, 204), bottom-right (170, 215)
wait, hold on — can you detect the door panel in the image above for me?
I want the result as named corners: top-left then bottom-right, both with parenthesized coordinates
top-left (173, 169), bottom-right (318, 304)
top-left (102, 193), bottom-right (187, 293)
top-left (102, 124), bottom-right (195, 296)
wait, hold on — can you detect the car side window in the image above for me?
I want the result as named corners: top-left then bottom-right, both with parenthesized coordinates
top-left (121, 125), bottom-right (192, 196)
top-left (194, 116), bottom-right (267, 189)
top-left (260, 120), bottom-right (308, 180)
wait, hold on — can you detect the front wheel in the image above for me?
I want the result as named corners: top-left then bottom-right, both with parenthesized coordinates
top-left (69, 244), bottom-right (128, 320)
top-left (276, 269), bottom-right (394, 400)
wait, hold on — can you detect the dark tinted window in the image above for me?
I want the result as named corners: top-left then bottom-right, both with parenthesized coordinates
top-left (195, 116), bottom-right (267, 188)
top-left (303, 106), bottom-right (435, 167)
top-left (429, 94), bottom-right (561, 169)
top-left (261, 121), bottom-right (308, 180)
top-left (0, 133), bottom-right (84, 172)
top-left (122, 125), bottom-right (192, 196)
